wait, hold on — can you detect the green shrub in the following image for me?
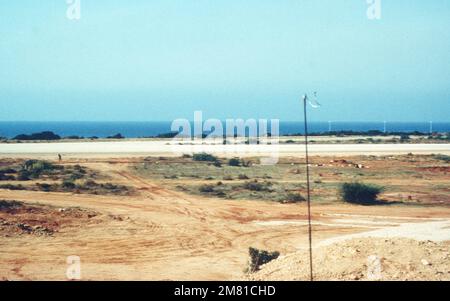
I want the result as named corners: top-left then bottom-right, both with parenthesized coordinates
top-left (340, 182), bottom-right (383, 205)
top-left (228, 158), bottom-right (241, 167)
top-left (83, 180), bottom-right (97, 187)
top-left (0, 200), bottom-right (23, 210)
top-left (0, 168), bottom-right (16, 174)
top-left (244, 181), bottom-right (264, 191)
top-left (285, 193), bottom-right (306, 203)
top-left (192, 153), bottom-right (218, 162)
top-left (70, 173), bottom-right (84, 181)
top-left (22, 160), bottom-right (59, 178)
top-left (62, 180), bottom-right (76, 190)
top-left (23, 160), bottom-right (38, 170)
top-left (36, 183), bottom-right (53, 192)
top-left (76, 181), bottom-right (132, 195)
top-left (104, 182), bottom-right (124, 191)
top-left (0, 184), bottom-right (24, 191)
top-left (199, 185), bottom-right (215, 193)
top-left (73, 165), bottom-right (86, 173)
top-left (215, 191), bottom-right (227, 198)
top-left (65, 169), bottom-right (85, 180)
top-left (243, 180), bottom-right (272, 192)
top-left (247, 247), bottom-right (280, 273)
top-left (0, 172), bottom-right (15, 181)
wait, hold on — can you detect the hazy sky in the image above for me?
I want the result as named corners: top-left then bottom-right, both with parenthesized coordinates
top-left (0, 0), bottom-right (449, 122)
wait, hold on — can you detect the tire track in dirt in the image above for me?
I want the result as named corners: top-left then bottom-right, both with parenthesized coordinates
top-left (1, 159), bottom-right (450, 280)
top-left (86, 163), bottom-right (237, 259)
top-left (84, 162), bottom-right (211, 222)
top-left (97, 160), bottom-right (195, 203)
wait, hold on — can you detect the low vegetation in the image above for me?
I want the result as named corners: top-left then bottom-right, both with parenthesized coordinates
top-left (132, 154), bottom-right (449, 206)
top-left (0, 173), bottom-right (15, 181)
top-left (0, 200), bottom-right (24, 210)
top-left (247, 247), bottom-right (280, 273)
top-left (0, 160), bottom-right (132, 196)
top-left (340, 182), bottom-right (384, 205)
top-left (433, 154), bottom-right (450, 163)
top-left (285, 192), bottom-right (306, 203)
top-left (228, 158), bottom-right (241, 167)
top-left (228, 158), bottom-right (253, 167)
top-left (192, 153), bottom-right (218, 162)
top-left (0, 184), bottom-right (25, 191)
top-left (196, 179), bottom-right (305, 202)
top-left (243, 180), bottom-right (272, 192)
top-left (0, 160), bottom-right (95, 182)
top-left (199, 184), bottom-right (215, 193)
top-left (0, 180), bottom-right (133, 196)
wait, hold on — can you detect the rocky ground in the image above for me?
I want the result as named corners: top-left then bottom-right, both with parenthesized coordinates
top-left (245, 237), bottom-right (450, 281)
top-left (0, 200), bottom-right (101, 237)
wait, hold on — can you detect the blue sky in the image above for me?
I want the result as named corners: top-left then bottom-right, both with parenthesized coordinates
top-left (0, 0), bottom-right (449, 122)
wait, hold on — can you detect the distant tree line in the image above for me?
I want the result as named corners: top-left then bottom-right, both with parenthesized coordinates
top-left (13, 131), bottom-right (61, 141)
top-left (6, 129), bottom-right (448, 141)
top-left (9, 131), bottom-right (127, 141)
top-left (285, 130), bottom-right (438, 137)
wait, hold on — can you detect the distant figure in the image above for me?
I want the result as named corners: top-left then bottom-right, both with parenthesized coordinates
top-left (58, 154), bottom-right (62, 162)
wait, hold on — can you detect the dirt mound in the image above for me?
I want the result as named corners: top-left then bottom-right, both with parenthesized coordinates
top-left (244, 238), bottom-right (450, 281)
top-left (0, 200), bottom-right (100, 237)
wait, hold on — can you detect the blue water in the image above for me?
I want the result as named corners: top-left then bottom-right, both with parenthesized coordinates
top-left (0, 121), bottom-right (449, 139)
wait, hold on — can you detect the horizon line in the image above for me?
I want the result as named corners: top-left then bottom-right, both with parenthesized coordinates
top-left (0, 120), bottom-right (448, 123)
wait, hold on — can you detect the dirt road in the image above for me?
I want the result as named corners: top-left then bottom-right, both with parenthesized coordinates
top-left (0, 160), bottom-right (449, 280)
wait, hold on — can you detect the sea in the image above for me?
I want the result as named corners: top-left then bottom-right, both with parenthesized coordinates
top-left (0, 121), bottom-right (449, 139)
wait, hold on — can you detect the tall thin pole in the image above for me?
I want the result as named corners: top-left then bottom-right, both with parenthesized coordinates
top-left (303, 96), bottom-right (314, 281)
